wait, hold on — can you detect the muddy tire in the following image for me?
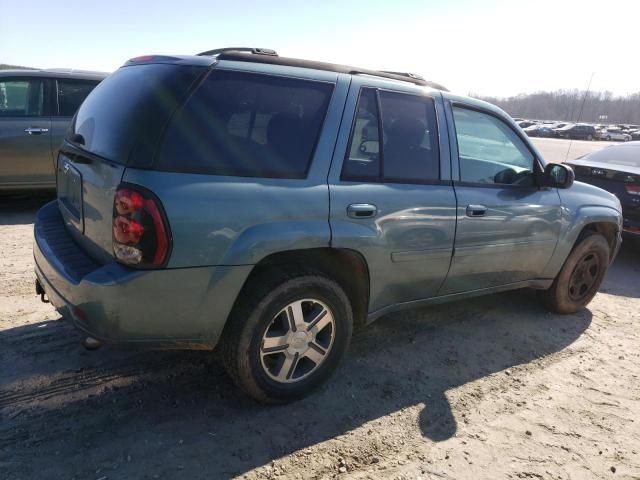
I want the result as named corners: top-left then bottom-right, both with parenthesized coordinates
top-left (539, 233), bottom-right (610, 314)
top-left (221, 268), bottom-right (353, 404)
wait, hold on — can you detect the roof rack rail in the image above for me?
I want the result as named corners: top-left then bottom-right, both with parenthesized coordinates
top-left (197, 47), bottom-right (278, 57)
top-left (201, 50), bottom-right (447, 90)
top-left (380, 70), bottom-right (425, 81)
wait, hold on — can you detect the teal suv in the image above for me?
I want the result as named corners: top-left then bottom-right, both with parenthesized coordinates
top-left (34, 48), bottom-right (622, 403)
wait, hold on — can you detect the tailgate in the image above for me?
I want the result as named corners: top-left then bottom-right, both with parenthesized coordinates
top-left (54, 62), bottom-right (206, 263)
top-left (57, 147), bottom-right (125, 264)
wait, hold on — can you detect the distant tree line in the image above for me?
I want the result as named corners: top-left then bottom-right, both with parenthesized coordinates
top-left (0, 64), bottom-right (35, 70)
top-left (474, 90), bottom-right (640, 124)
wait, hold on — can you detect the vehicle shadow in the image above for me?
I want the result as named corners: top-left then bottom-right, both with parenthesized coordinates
top-left (600, 237), bottom-right (640, 299)
top-left (0, 289), bottom-right (592, 479)
top-left (0, 193), bottom-right (54, 226)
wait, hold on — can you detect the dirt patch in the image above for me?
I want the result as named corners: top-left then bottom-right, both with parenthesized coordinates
top-left (1, 196), bottom-right (639, 479)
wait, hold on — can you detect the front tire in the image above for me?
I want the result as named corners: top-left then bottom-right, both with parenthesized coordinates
top-left (221, 268), bottom-right (353, 404)
top-left (538, 233), bottom-right (610, 314)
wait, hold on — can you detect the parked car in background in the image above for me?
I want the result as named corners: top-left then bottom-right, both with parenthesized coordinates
top-left (630, 130), bottom-right (640, 140)
top-left (597, 127), bottom-right (632, 142)
top-left (555, 124), bottom-right (597, 141)
top-left (566, 142), bottom-right (640, 235)
top-left (518, 120), bottom-right (536, 129)
top-left (0, 69), bottom-right (106, 192)
top-left (523, 124), bottom-right (557, 138)
top-left (33, 48), bottom-right (622, 403)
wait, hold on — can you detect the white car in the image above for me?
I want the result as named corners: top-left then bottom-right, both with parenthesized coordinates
top-left (598, 128), bottom-right (631, 141)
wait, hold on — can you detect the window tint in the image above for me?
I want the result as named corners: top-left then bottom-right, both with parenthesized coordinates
top-left (342, 89), bottom-right (380, 180)
top-left (157, 70), bottom-right (334, 178)
top-left (342, 88), bottom-right (440, 182)
top-left (71, 64), bottom-right (204, 165)
top-left (379, 91), bottom-right (439, 182)
top-left (57, 79), bottom-right (99, 116)
top-left (453, 107), bottom-right (535, 185)
top-left (0, 79), bottom-right (44, 117)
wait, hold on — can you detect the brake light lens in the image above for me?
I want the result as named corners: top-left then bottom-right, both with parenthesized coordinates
top-left (112, 185), bottom-right (171, 267)
top-left (625, 184), bottom-right (640, 196)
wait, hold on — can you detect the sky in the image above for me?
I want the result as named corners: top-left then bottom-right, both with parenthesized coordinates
top-left (1, 0), bottom-right (639, 97)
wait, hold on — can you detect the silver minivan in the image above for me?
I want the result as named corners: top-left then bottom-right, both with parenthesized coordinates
top-left (0, 69), bottom-right (105, 192)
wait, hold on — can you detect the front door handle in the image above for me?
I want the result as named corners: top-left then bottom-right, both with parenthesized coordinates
top-left (347, 203), bottom-right (377, 219)
top-left (24, 127), bottom-right (49, 135)
top-left (466, 204), bottom-right (487, 217)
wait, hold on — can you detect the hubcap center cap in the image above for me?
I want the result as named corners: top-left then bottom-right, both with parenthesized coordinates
top-left (289, 331), bottom-right (309, 352)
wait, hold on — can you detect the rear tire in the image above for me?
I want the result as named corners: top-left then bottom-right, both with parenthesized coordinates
top-left (538, 233), bottom-right (610, 314)
top-left (221, 267), bottom-right (353, 404)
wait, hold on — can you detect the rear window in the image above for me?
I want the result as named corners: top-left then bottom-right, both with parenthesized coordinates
top-left (156, 70), bottom-right (334, 178)
top-left (582, 145), bottom-right (640, 167)
top-left (69, 64), bottom-right (205, 165)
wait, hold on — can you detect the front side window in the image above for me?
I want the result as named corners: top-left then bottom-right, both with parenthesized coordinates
top-left (157, 70), bottom-right (334, 178)
top-left (0, 79), bottom-right (44, 117)
top-left (453, 106), bottom-right (535, 186)
top-left (57, 79), bottom-right (99, 116)
top-left (342, 88), bottom-right (440, 183)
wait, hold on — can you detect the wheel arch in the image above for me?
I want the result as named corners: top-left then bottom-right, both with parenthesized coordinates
top-left (542, 207), bottom-right (621, 279)
top-left (229, 247), bottom-right (371, 327)
top-left (576, 221), bottom-right (619, 261)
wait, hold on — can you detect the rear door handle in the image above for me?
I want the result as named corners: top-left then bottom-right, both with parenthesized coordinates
top-left (466, 204), bottom-right (487, 217)
top-left (24, 127), bottom-right (49, 135)
top-left (347, 203), bottom-right (377, 219)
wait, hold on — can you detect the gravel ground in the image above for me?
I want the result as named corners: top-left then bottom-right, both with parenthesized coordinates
top-left (1, 140), bottom-right (639, 479)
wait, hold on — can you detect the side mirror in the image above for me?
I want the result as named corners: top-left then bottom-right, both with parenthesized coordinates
top-left (543, 163), bottom-right (574, 189)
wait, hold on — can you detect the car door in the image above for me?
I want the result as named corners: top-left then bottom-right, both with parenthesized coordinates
top-left (328, 78), bottom-right (457, 314)
top-left (50, 78), bottom-right (101, 161)
top-left (0, 76), bottom-right (53, 188)
top-left (438, 101), bottom-right (562, 295)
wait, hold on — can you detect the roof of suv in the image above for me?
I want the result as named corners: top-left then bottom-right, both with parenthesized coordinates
top-left (125, 48), bottom-right (448, 91)
top-left (0, 68), bottom-right (108, 81)
top-left (206, 49), bottom-right (448, 90)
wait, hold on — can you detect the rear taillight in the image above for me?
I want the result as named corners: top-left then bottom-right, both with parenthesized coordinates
top-left (625, 184), bottom-right (640, 196)
top-left (112, 185), bottom-right (171, 267)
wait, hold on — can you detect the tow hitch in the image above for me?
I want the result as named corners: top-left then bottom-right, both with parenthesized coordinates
top-left (35, 279), bottom-right (49, 303)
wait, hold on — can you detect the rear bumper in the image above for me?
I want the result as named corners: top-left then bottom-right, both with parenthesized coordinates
top-left (33, 201), bottom-right (252, 347)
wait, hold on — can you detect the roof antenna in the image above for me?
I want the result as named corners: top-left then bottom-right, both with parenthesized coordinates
top-left (565, 72), bottom-right (595, 163)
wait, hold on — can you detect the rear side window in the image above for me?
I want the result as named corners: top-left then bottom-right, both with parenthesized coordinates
top-left (57, 79), bottom-right (99, 116)
top-left (0, 79), bottom-right (44, 117)
top-left (157, 70), bottom-right (334, 178)
top-left (70, 64), bottom-right (205, 165)
top-left (342, 88), bottom-right (440, 183)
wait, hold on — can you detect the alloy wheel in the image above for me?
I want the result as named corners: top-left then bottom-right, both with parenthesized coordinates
top-left (259, 298), bottom-right (336, 383)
